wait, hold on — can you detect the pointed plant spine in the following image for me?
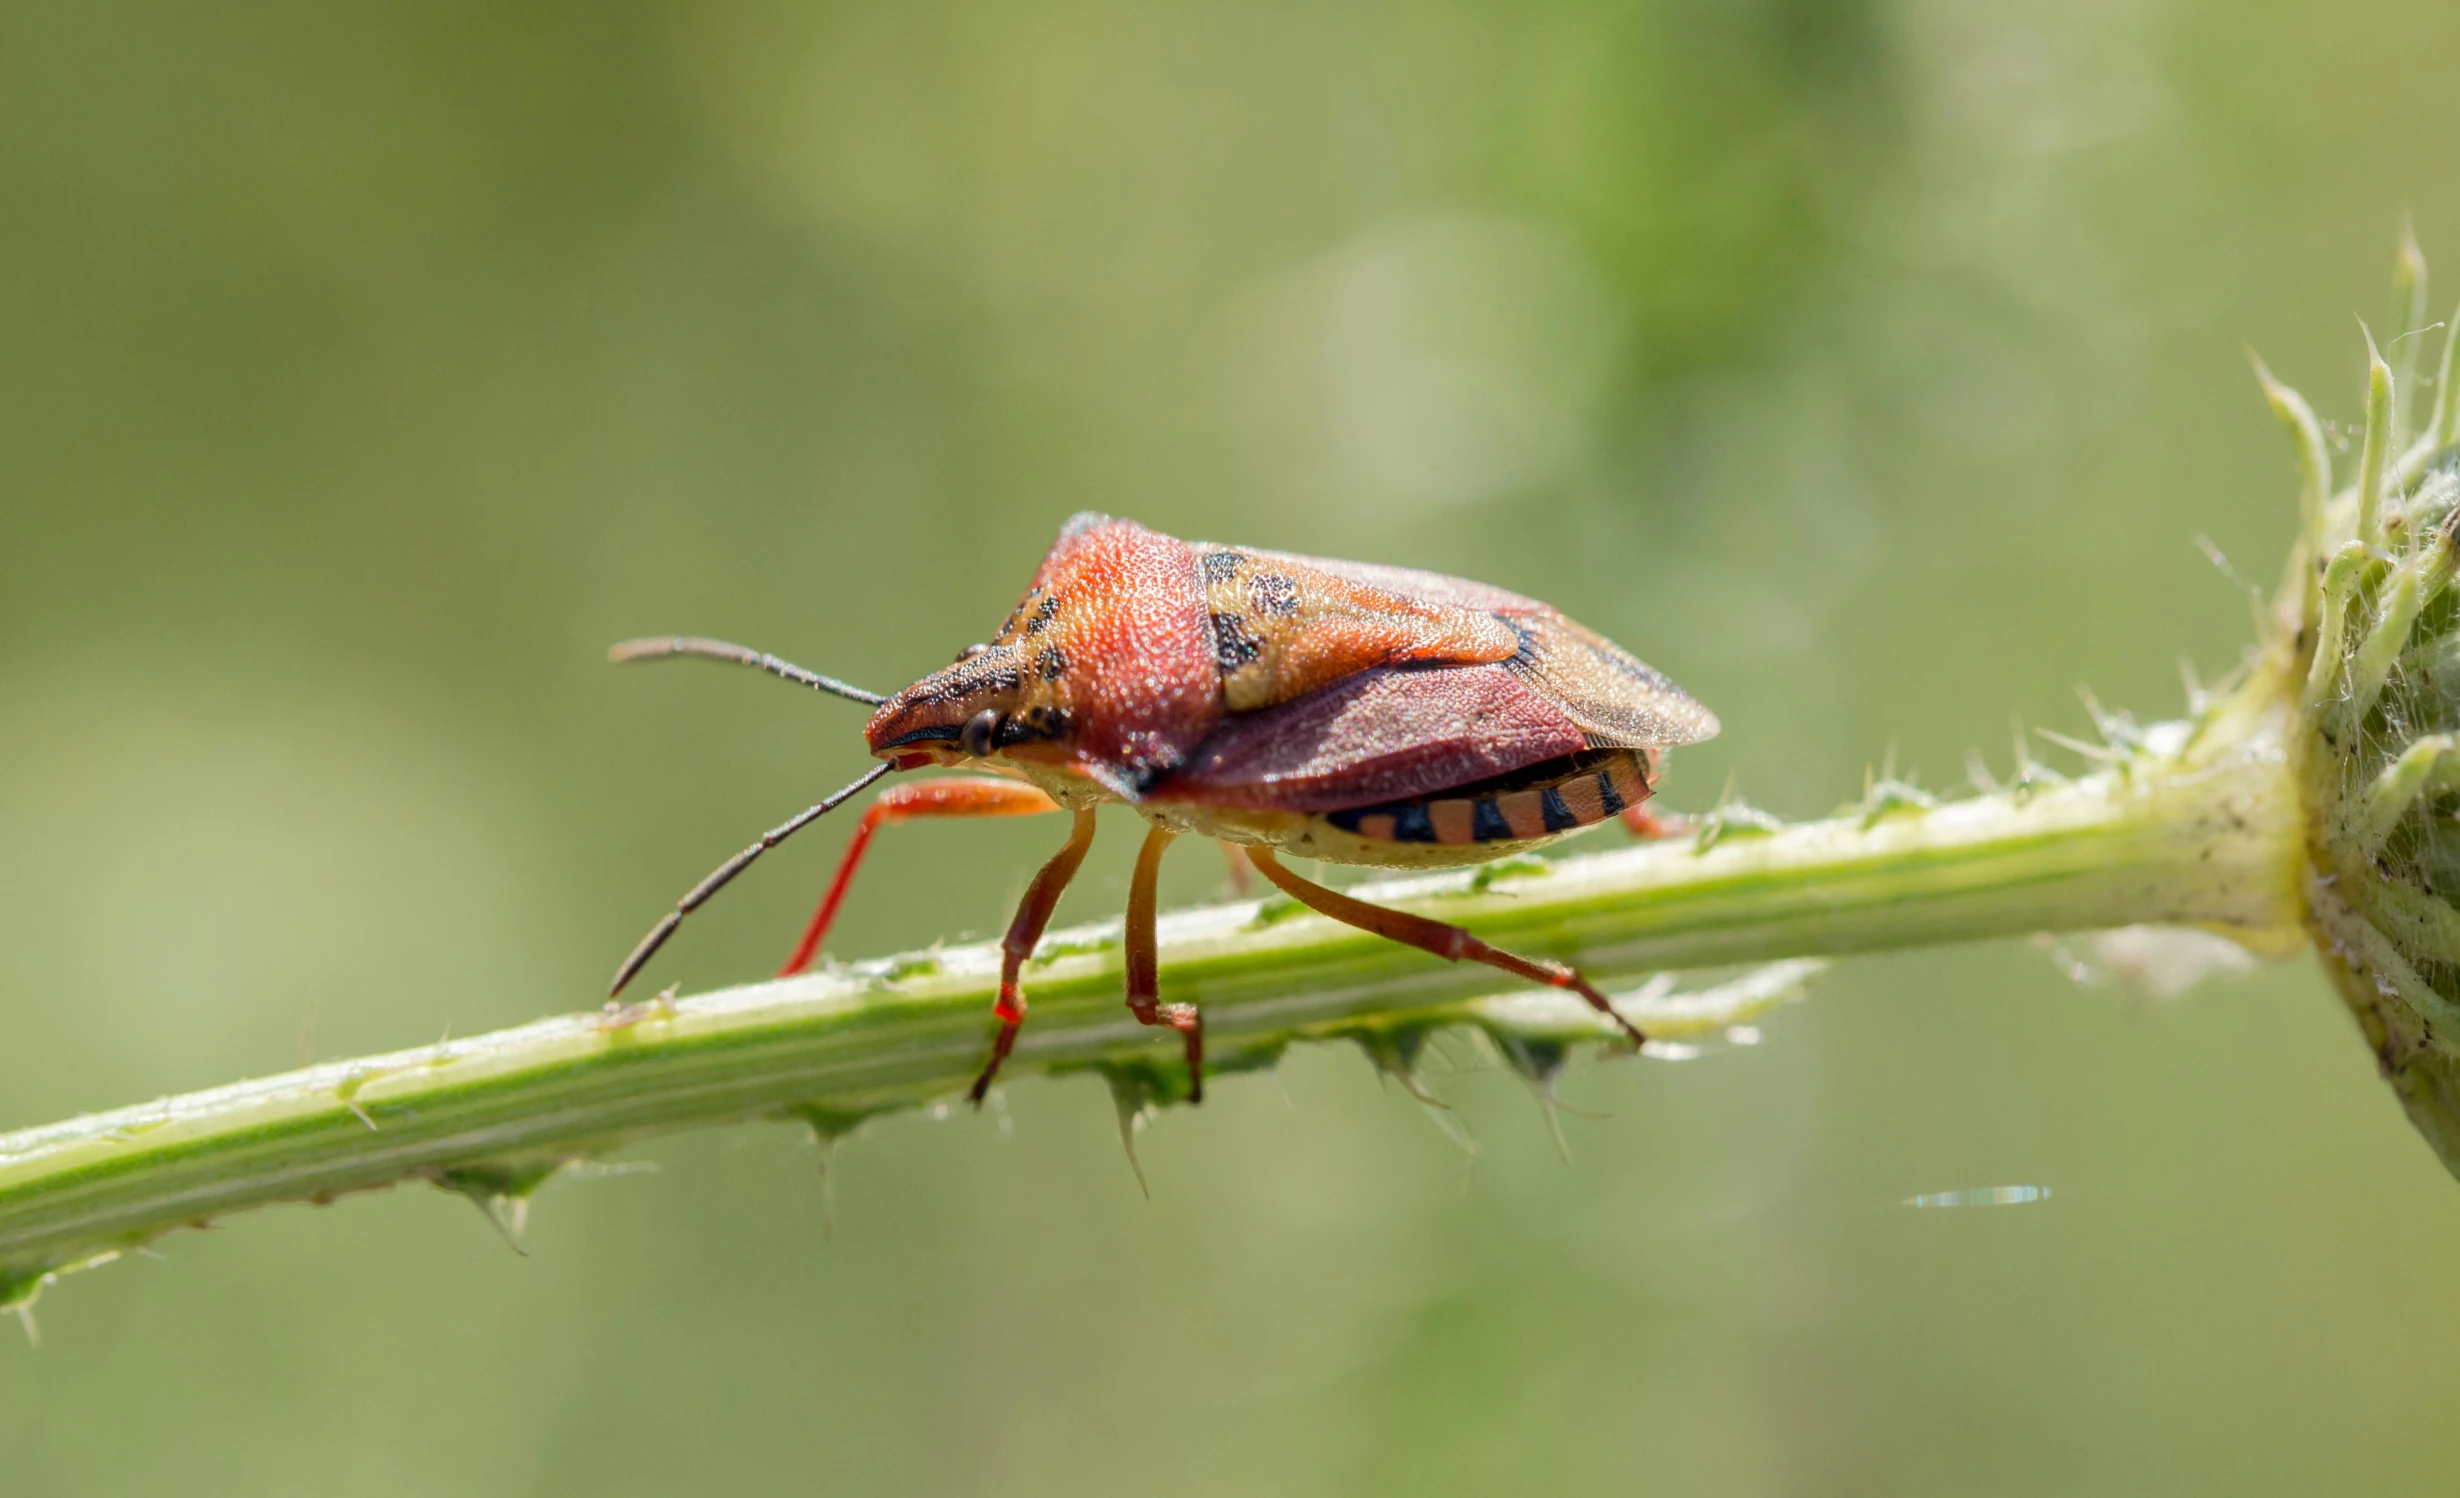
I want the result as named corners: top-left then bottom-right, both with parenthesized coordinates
top-left (2354, 734), bottom-right (2456, 856)
top-left (2393, 226), bottom-right (2429, 452)
top-left (2433, 302), bottom-right (2460, 458)
top-left (2359, 326), bottom-right (2395, 549)
top-left (2348, 557), bottom-right (2423, 730)
top-left (2304, 541), bottom-right (2372, 719)
top-left (2253, 351), bottom-right (2330, 570)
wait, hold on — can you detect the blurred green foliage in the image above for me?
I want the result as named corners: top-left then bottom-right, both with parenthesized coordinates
top-left (5, 1), bottom-right (2460, 1493)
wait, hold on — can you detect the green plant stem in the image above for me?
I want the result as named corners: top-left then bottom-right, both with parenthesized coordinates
top-left (0, 677), bottom-right (2305, 1306)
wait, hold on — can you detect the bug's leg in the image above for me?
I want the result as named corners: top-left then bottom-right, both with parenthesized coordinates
top-left (1125, 827), bottom-right (1201, 1102)
top-left (1619, 750), bottom-right (1685, 839)
top-left (970, 808), bottom-right (1100, 1105)
top-left (1245, 847), bottom-right (1645, 1049)
top-left (1619, 805), bottom-right (1690, 840)
top-left (778, 777), bottom-right (1061, 977)
top-left (1218, 842), bottom-right (1254, 896)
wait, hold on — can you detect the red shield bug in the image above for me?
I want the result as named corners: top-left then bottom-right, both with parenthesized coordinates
top-left (609, 512), bottom-right (1718, 1103)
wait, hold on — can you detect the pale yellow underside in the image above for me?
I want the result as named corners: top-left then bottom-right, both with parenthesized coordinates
top-left (948, 751), bottom-right (1585, 869)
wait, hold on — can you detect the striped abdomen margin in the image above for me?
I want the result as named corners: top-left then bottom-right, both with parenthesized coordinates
top-left (1325, 752), bottom-right (1650, 846)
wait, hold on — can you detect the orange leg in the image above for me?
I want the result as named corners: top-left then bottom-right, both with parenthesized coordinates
top-left (1126, 826), bottom-right (1203, 1102)
top-left (970, 808), bottom-right (1100, 1104)
top-left (778, 777), bottom-right (1061, 977)
top-left (1620, 804), bottom-right (1690, 840)
top-left (1219, 842), bottom-right (1254, 896)
top-left (1244, 846), bottom-right (1645, 1048)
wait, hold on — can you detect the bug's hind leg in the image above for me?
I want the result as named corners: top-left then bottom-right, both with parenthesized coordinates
top-left (1617, 749), bottom-right (1685, 840)
top-left (1245, 847), bottom-right (1644, 1049)
top-left (779, 777), bottom-right (1061, 978)
top-left (970, 808), bottom-right (1099, 1105)
top-left (1619, 805), bottom-right (1691, 840)
top-left (1126, 827), bottom-right (1202, 1102)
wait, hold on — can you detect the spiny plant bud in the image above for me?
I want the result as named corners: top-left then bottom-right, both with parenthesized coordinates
top-left (2268, 249), bottom-right (2460, 1173)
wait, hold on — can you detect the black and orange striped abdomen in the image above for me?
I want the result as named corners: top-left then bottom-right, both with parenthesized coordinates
top-left (1323, 750), bottom-right (1650, 847)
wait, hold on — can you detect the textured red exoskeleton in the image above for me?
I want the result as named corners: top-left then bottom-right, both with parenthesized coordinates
top-left (609, 513), bottom-right (1718, 1103)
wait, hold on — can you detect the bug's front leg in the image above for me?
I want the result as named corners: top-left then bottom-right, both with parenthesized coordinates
top-left (969, 808), bottom-right (1099, 1105)
top-left (1245, 846), bottom-right (1645, 1049)
top-left (1126, 827), bottom-right (1201, 1102)
top-left (779, 777), bottom-right (1061, 977)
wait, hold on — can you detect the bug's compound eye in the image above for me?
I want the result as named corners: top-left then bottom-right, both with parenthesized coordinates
top-left (959, 709), bottom-right (1002, 757)
top-left (956, 642), bottom-right (991, 662)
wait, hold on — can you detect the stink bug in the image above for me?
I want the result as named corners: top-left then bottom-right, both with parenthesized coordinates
top-left (609, 513), bottom-right (1717, 1103)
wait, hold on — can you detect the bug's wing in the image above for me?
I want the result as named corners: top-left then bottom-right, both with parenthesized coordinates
top-left (1502, 612), bottom-right (1719, 748)
top-left (1155, 664), bottom-right (1589, 813)
top-left (1251, 549), bottom-right (1719, 750)
top-left (1195, 548), bottom-right (1521, 714)
top-left (1246, 550), bottom-right (1548, 616)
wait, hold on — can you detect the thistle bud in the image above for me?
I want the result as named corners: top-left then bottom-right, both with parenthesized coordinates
top-left (2272, 258), bottom-right (2460, 1173)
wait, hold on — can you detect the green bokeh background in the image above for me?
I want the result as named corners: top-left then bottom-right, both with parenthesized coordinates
top-left (6, 2), bottom-right (2459, 1493)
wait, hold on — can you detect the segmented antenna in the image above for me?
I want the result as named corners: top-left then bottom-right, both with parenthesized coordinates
top-left (610, 761), bottom-right (896, 996)
top-left (608, 636), bottom-right (887, 707)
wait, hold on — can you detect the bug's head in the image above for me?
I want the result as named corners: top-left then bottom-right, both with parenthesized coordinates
top-left (867, 514), bottom-right (1225, 795)
top-left (864, 640), bottom-right (1076, 772)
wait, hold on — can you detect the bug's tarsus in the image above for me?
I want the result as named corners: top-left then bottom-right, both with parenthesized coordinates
top-left (608, 635), bottom-right (888, 707)
top-left (969, 808), bottom-right (1100, 1105)
top-left (609, 761), bottom-right (896, 997)
top-left (1245, 847), bottom-right (1647, 1051)
top-left (1549, 969), bottom-right (1648, 1050)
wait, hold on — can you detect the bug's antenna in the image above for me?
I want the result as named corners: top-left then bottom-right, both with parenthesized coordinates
top-left (609, 636), bottom-right (888, 707)
top-left (610, 761), bottom-right (896, 996)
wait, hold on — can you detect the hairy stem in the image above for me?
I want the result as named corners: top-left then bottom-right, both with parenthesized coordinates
top-left (0, 667), bottom-right (2304, 1307)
